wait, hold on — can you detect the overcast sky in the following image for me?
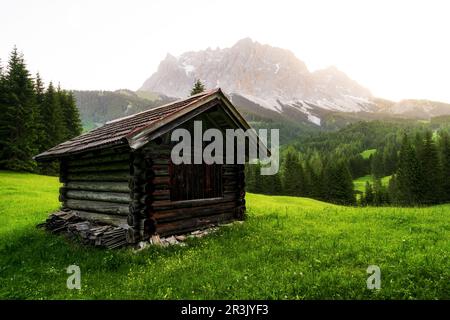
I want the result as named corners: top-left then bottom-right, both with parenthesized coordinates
top-left (1, 0), bottom-right (449, 103)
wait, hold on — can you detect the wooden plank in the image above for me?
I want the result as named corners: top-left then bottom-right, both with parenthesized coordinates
top-left (67, 171), bottom-right (130, 182)
top-left (152, 176), bottom-right (170, 185)
top-left (67, 152), bottom-right (130, 167)
top-left (65, 199), bottom-right (130, 215)
top-left (152, 194), bottom-right (235, 210)
top-left (67, 162), bottom-right (130, 173)
top-left (66, 190), bottom-right (130, 204)
top-left (72, 210), bottom-right (128, 227)
top-left (65, 181), bottom-right (129, 193)
top-left (155, 211), bottom-right (235, 236)
top-left (153, 202), bottom-right (236, 223)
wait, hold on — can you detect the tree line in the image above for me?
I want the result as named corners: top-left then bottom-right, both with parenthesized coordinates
top-left (246, 121), bottom-right (450, 207)
top-left (246, 147), bottom-right (356, 205)
top-left (364, 130), bottom-right (450, 206)
top-left (0, 47), bottom-right (82, 173)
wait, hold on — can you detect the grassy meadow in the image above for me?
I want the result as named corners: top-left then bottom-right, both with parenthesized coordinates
top-left (354, 175), bottom-right (392, 193)
top-left (0, 170), bottom-right (449, 299)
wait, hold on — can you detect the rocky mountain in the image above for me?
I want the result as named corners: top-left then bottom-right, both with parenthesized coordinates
top-left (139, 38), bottom-right (450, 126)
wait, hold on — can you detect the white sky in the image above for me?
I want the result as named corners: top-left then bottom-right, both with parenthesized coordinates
top-left (1, 0), bottom-right (449, 103)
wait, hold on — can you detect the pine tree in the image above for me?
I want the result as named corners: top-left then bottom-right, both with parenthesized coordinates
top-left (323, 161), bottom-right (355, 205)
top-left (383, 142), bottom-right (398, 175)
top-left (371, 150), bottom-right (384, 178)
top-left (282, 149), bottom-right (305, 196)
top-left (373, 177), bottom-right (389, 206)
top-left (67, 91), bottom-right (82, 137)
top-left (0, 59), bottom-right (5, 159)
top-left (439, 132), bottom-right (450, 202)
top-left (364, 181), bottom-right (374, 205)
top-left (417, 131), bottom-right (442, 204)
top-left (262, 170), bottom-right (282, 195)
top-left (388, 174), bottom-right (400, 205)
top-left (41, 82), bottom-right (64, 149)
top-left (59, 89), bottom-right (82, 140)
top-left (396, 134), bottom-right (422, 205)
top-left (0, 47), bottom-right (37, 171)
top-left (34, 73), bottom-right (47, 152)
top-left (190, 79), bottom-right (205, 96)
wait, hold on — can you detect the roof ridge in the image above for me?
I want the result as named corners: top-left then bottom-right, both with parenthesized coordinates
top-left (105, 88), bottom-right (221, 125)
top-left (33, 88), bottom-right (234, 161)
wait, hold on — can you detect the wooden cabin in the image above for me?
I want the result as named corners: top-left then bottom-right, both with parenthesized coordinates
top-left (34, 88), bottom-right (259, 243)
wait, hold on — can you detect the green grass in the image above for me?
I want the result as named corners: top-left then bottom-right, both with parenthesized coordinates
top-left (354, 175), bottom-right (392, 193)
top-left (360, 149), bottom-right (376, 159)
top-left (0, 170), bottom-right (449, 299)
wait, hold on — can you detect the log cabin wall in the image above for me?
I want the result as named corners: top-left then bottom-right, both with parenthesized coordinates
top-left (58, 146), bottom-right (135, 238)
top-left (58, 104), bottom-right (247, 241)
top-left (142, 140), bottom-right (242, 237)
top-left (141, 107), bottom-right (246, 237)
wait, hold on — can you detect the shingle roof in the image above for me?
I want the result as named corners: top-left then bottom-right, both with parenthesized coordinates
top-left (34, 88), bottom-right (251, 161)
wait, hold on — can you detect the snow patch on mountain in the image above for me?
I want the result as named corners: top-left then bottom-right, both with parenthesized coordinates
top-left (274, 63), bottom-right (280, 74)
top-left (241, 94), bottom-right (283, 113)
top-left (182, 63), bottom-right (195, 75)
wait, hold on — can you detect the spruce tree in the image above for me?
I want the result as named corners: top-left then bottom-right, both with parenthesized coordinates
top-left (417, 131), bottom-right (441, 204)
top-left (364, 181), bottom-right (374, 205)
top-left (190, 79), bottom-right (205, 96)
top-left (439, 132), bottom-right (450, 202)
top-left (305, 161), bottom-right (324, 199)
top-left (388, 174), bottom-right (399, 204)
top-left (0, 48), bottom-right (37, 171)
top-left (41, 82), bottom-right (64, 149)
top-left (373, 177), bottom-right (389, 206)
top-left (0, 59), bottom-right (5, 159)
top-left (59, 89), bottom-right (82, 140)
top-left (323, 161), bottom-right (355, 205)
top-left (282, 149), bottom-right (305, 196)
top-left (396, 134), bottom-right (421, 205)
top-left (371, 151), bottom-right (384, 178)
top-left (34, 73), bottom-right (47, 152)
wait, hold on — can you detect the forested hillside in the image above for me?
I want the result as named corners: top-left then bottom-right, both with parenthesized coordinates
top-left (0, 47), bottom-right (82, 173)
top-left (246, 119), bottom-right (450, 206)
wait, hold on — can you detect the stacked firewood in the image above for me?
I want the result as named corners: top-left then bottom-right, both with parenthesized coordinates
top-left (38, 211), bottom-right (127, 249)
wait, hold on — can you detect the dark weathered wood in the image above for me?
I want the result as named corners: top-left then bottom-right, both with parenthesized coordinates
top-left (146, 158), bottom-right (169, 165)
top-left (155, 211), bottom-right (235, 236)
top-left (152, 189), bottom-right (170, 197)
top-left (152, 195), bottom-right (234, 211)
top-left (67, 162), bottom-right (130, 173)
top-left (152, 176), bottom-right (170, 186)
top-left (65, 181), bottom-right (129, 193)
top-left (153, 168), bottom-right (169, 176)
top-left (72, 210), bottom-right (128, 227)
top-left (67, 152), bottom-right (130, 167)
top-left (65, 199), bottom-right (130, 215)
top-left (67, 171), bottom-right (130, 182)
top-left (59, 160), bottom-right (68, 183)
top-left (66, 190), bottom-right (130, 204)
top-left (224, 185), bottom-right (239, 192)
top-left (150, 193), bottom-right (170, 201)
top-left (153, 202), bottom-right (236, 223)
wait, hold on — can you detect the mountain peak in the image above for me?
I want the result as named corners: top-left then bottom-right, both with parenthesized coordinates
top-left (139, 40), bottom-right (376, 123)
top-left (233, 37), bottom-right (256, 47)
